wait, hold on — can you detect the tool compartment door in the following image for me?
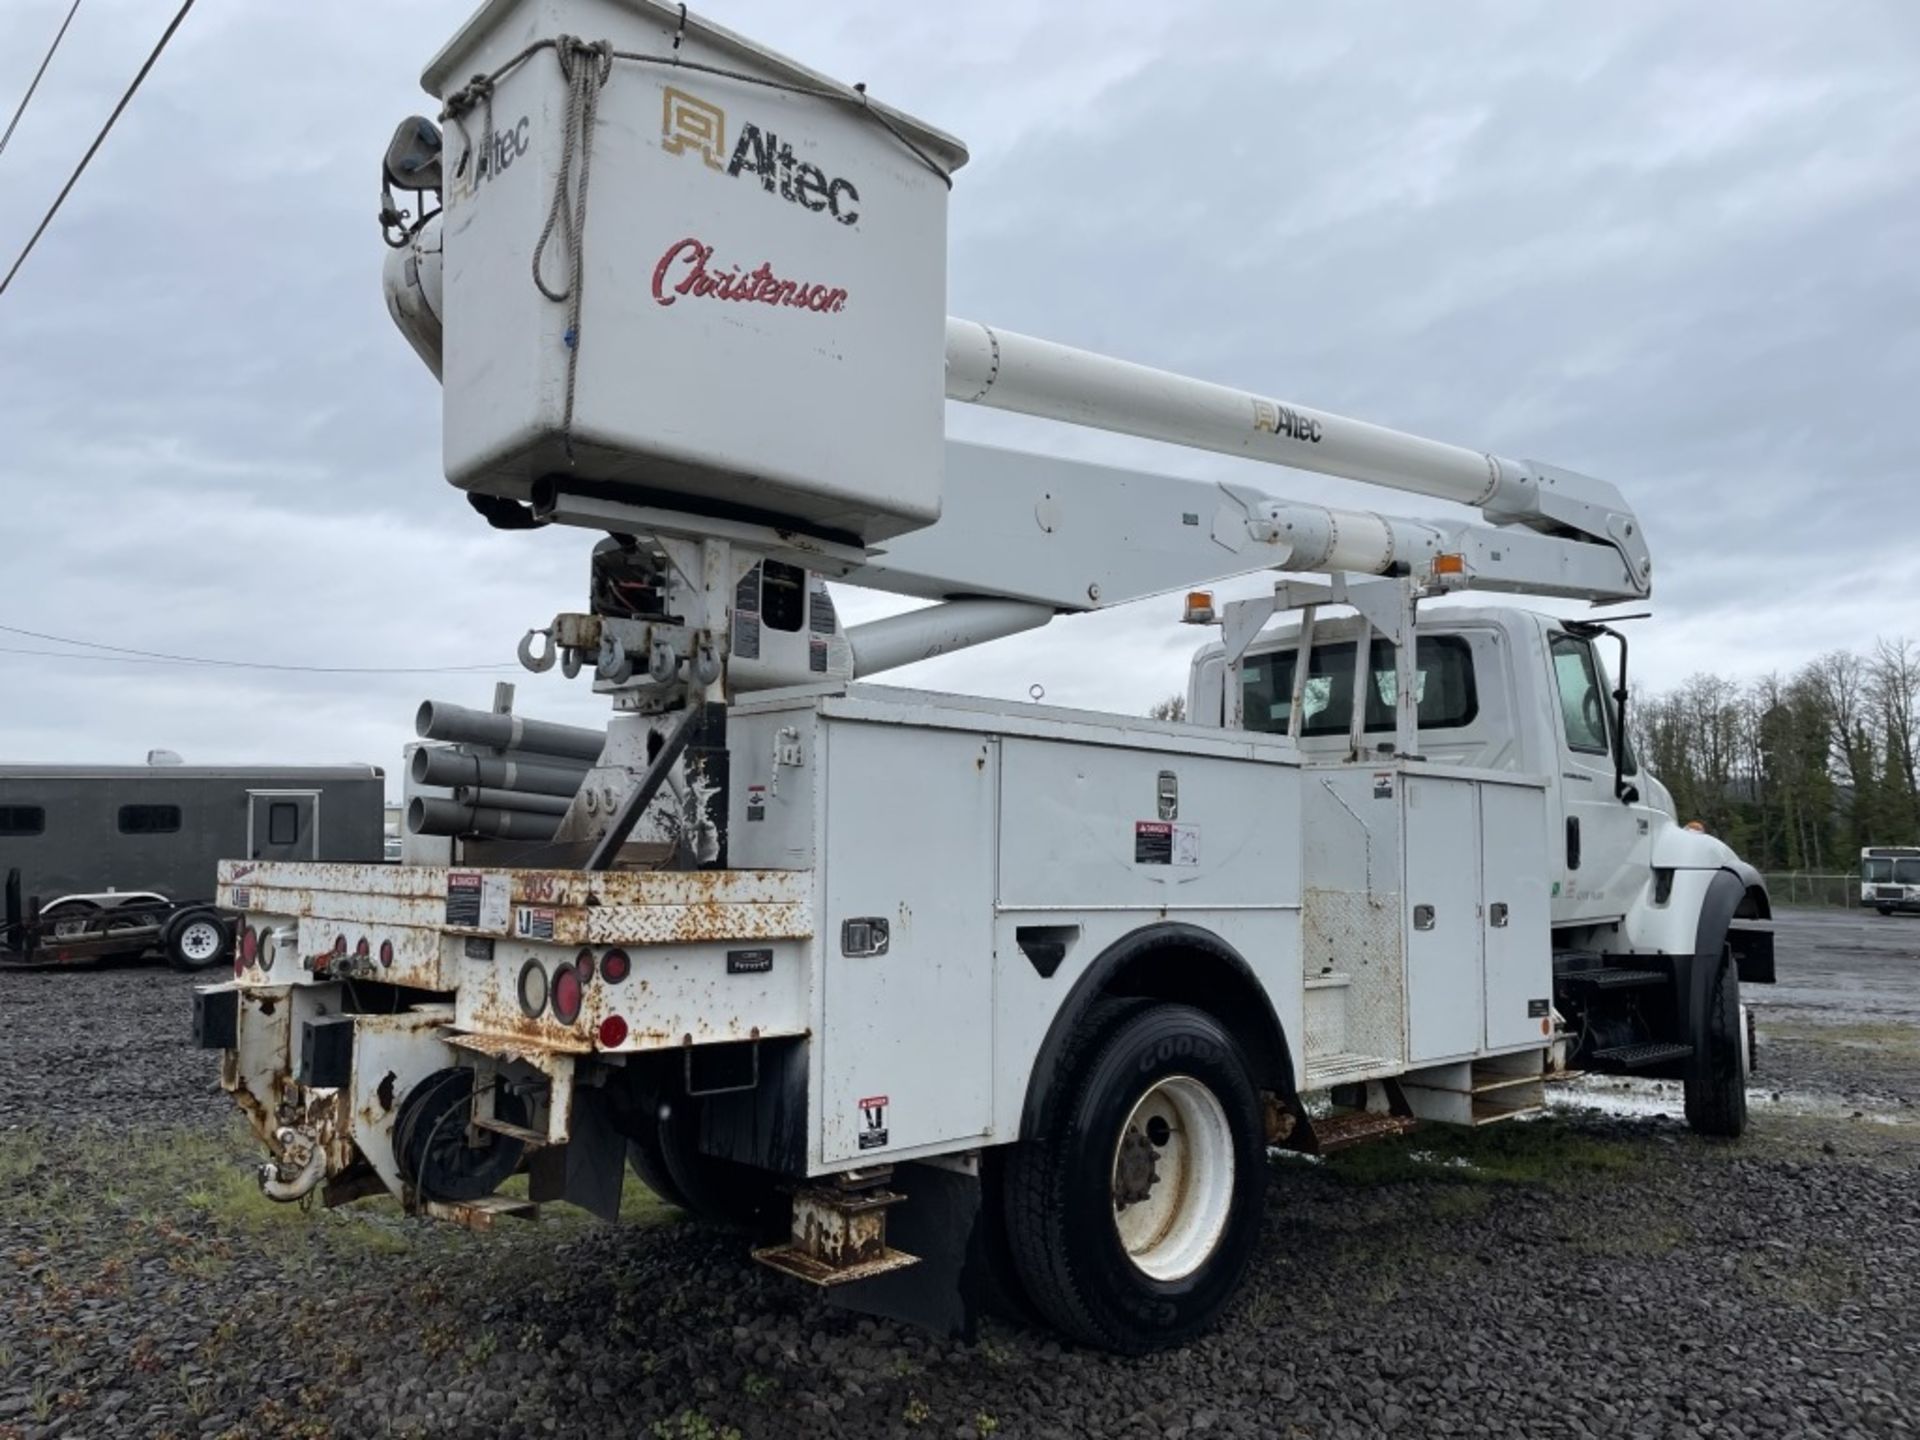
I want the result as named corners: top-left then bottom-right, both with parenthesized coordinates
top-left (1480, 781), bottom-right (1551, 1050)
top-left (1402, 774), bottom-right (1483, 1063)
top-left (819, 720), bottom-right (996, 1164)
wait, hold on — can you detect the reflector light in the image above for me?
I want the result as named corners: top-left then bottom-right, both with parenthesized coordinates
top-left (333, 935), bottom-right (348, 958)
top-left (601, 949), bottom-right (632, 984)
top-left (517, 959), bottom-right (548, 1018)
top-left (598, 1015), bottom-right (629, 1049)
top-left (379, 939), bottom-right (395, 968)
top-left (355, 936), bottom-right (371, 959)
top-left (241, 926), bottom-right (258, 967)
top-left (1432, 553), bottom-right (1466, 575)
top-left (551, 963), bottom-right (584, 1026)
top-left (1182, 590), bottom-right (1216, 625)
top-left (576, 947), bottom-right (596, 984)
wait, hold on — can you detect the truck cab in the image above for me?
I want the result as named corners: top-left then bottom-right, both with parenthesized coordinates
top-left (1185, 605), bottom-right (1767, 939)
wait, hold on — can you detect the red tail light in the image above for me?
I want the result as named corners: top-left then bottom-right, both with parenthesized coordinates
top-left (601, 948), bottom-right (631, 984)
top-left (550, 963), bottom-right (584, 1025)
top-left (576, 947), bottom-right (596, 983)
top-left (240, 926), bottom-right (258, 967)
top-left (598, 1014), bottom-right (629, 1048)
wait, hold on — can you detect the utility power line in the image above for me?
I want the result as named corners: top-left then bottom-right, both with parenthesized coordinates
top-left (0, 0), bottom-right (82, 158)
top-left (0, 0), bottom-right (194, 299)
top-left (0, 625), bottom-right (518, 675)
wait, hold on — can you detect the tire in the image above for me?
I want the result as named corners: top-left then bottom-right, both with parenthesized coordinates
top-left (1684, 946), bottom-right (1747, 1138)
top-left (1003, 1002), bottom-right (1267, 1353)
top-left (1876, 907), bottom-right (1894, 917)
top-left (625, 1105), bottom-right (692, 1212)
top-left (165, 908), bottom-right (230, 971)
top-left (653, 1094), bottom-right (782, 1234)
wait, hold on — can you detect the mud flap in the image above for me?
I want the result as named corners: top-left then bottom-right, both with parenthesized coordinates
top-left (529, 1082), bottom-right (625, 1222)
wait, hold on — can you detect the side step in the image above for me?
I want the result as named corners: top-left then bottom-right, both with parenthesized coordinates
top-left (753, 1175), bottom-right (920, 1288)
top-left (1295, 1110), bottom-right (1418, 1155)
top-left (1558, 967), bottom-right (1669, 992)
top-left (422, 1194), bottom-right (539, 1231)
top-left (1591, 1041), bottom-right (1692, 1070)
top-left (1399, 1053), bottom-right (1548, 1126)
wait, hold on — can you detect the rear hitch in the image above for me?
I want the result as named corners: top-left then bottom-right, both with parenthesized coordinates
top-left (258, 1125), bottom-right (325, 1203)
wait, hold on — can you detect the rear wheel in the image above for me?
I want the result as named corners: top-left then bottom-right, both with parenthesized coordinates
top-left (1684, 946), bottom-right (1747, 1138)
top-left (1876, 906), bottom-right (1894, 917)
top-left (1003, 1002), bottom-right (1266, 1352)
top-left (654, 1094), bottom-right (781, 1233)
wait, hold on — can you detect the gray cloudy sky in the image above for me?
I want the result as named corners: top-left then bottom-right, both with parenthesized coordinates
top-left (2, 0), bottom-right (1917, 793)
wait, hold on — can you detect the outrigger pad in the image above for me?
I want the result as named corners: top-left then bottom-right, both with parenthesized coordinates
top-left (192, 987), bottom-right (238, 1050)
top-left (299, 1016), bottom-right (356, 1090)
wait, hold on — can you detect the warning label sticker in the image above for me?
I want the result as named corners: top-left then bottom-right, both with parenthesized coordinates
top-left (1134, 821), bottom-right (1200, 866)
top-left (445, 871), bottom-right (482, 926)
top-left (1373, 771), bottom-right (1395, 800)
top-left (515, 907), bottom-right (556, 941)
top-left (229, 886), bottom-right (251, 909)
top-left (857, 1095), bottom-right (889, 1151)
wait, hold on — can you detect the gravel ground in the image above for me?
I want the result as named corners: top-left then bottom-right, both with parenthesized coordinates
top-left (3, 912), bottom-right (1918, 1440)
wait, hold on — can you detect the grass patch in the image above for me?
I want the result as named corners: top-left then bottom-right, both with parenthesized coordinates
top-left (1737, 1242), bottom-right (1866, 1312)
top-left (1313, 1118), bottom-right (1642, 1189)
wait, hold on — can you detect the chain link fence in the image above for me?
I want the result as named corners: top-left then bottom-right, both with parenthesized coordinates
top-left (1760, 872), bottom-right (1863, 909)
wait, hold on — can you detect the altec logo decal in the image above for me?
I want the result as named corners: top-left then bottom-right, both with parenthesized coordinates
top-left (652, 237), bottom-right (849, 314)
top-left (1253, 397), bottom-right (1323, 444)
top-left (661, 86), bottom-right (861, 225)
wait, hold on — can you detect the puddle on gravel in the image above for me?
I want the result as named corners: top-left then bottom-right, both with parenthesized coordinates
top-left (1549, 1074), bottom-right (1911, 1127)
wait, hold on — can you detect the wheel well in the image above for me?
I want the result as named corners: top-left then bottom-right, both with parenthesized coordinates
top-left (1737, 885), bottom-right (1770, 921)
top-left (1018, 922), bottom-right (1296, 1138)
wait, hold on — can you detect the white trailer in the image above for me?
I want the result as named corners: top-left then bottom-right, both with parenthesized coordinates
top-left (199, 0), bottom-right (1775, 1353)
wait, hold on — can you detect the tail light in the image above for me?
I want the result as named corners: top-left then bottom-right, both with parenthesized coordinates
top-left (240, 925), bottom-right (259, 967)
top-left (355, 936), bottom-right (371, 962)
top-left (601, 948), bottom-right (631, 984)
top-left (517, 959), bottom-right (548, 1018)
top-left (550, 963), bottom-right (584, 1026)
top-left (575, 947), bottom-right (596, 983)
top-left (379, 939), bottom-right (395, 968)
top-left (598, 1014), bottom-right (629, 1048)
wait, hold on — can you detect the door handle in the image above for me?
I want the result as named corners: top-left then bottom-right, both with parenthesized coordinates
top-left (1489, 902), bottom-right (1509, 928)
top-left (1565, 817), bottom-right (1581, 872)
top-left (1412, 904), bottom-right (1435, 931)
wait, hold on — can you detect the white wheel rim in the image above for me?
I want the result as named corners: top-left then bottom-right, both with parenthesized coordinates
top-left (180, 921), bottom-right (222, 962)
top-left (1110, 1074), bottom-right (1236, 1282)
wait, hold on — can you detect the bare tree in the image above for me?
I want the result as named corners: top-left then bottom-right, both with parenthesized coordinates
top-left (1148, 694), bottom-right (1187, 723)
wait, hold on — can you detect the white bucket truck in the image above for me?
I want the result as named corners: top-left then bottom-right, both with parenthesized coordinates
top-left (197, 0), bottom-right (1775, 1352)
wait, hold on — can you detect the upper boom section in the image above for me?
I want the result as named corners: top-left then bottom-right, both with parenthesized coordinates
top-left (945, 319), bottom-right (1651, 598)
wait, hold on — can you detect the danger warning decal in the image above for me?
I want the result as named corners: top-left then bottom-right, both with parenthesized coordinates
top-left (857, 1095), bottom-right (889, 1151)
top-left (1134, 821), bottom-right (1201, 866)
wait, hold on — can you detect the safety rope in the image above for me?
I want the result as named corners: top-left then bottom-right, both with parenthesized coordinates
top-left (438, 35), bottom-right (955, 461)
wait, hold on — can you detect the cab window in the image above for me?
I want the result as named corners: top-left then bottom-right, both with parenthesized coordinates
top-left (1239, 636), bottom-right (1476, 736)
top-left (1550, 635), bottom-right (1609, 754)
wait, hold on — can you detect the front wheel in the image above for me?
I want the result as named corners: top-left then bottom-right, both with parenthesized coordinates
top-left (1876, 906), bottom-right (1895, 917)
top-left (1684, 946), bottom-right (1747, 1138)
top-left (1002, 1002), bottom-right (1267, 1353)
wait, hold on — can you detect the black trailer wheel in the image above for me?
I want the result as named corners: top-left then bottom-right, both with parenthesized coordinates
top-left (1003, 1002), bottom-right (1266, 1353)
top-left (1876, 906), bottom-right (1894, 917)
top-left (1684, 946), bottom-right (1747, 1139)
top-left (164, 908), bottom-right (231, 971)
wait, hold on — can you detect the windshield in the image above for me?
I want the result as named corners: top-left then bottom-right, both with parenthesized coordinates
top-left (1865, 858), bottom-right (1894, 883)
top-left (1900, 859), bottom-right (1920, 886)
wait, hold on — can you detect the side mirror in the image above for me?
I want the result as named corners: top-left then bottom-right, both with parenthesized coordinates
top-left (383, 115), bottom-right (443, 193)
